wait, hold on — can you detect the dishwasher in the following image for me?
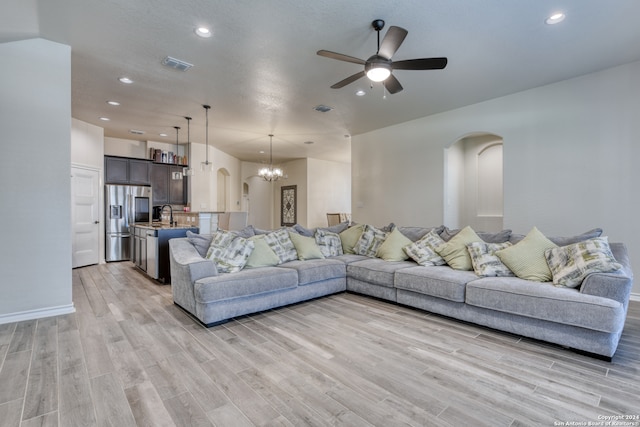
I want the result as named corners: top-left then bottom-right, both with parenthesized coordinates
top-left (146, 229), bottom-right (159, 279)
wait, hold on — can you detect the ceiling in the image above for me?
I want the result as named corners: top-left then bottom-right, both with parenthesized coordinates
top-left (4, 1), bottom-right (640, 165)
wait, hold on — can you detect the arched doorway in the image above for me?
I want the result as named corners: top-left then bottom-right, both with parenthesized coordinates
top-left (216, 168), bottom-right (230, 212)
top-left (444, 133), bottom-right (504, 232)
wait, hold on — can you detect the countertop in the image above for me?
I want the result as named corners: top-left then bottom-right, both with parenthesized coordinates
top-left (132, 223), bottom-right (198, 231)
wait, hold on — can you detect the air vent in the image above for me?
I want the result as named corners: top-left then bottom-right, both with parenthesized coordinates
top-left (313, 104), bottom-right (333, 113)
top-left (129, 129), bottom-right (145, 135)
top-left (161, 56), bottom-right (194, 72)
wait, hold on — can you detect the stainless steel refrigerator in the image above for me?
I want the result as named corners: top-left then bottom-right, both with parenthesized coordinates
top-left (105, 184), bottom-right (152, 262)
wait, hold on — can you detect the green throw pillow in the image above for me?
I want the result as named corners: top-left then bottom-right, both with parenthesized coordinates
top-left (289, 232), bottom-right (325, 261)
top-left (376, 228), bottom-right (412, 261)
top-left (339, 224), bottom-right (365, 254)
top-left (245, 235), bottom-right (280, 268)
top-left (435, 226), bottom-right (482, 270)
top-left (495, 227), bottom-right (557, 282)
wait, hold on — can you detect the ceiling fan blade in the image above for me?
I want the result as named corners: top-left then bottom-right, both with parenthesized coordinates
top-left (330, 71), bottom-right (366, 89)
top-left (317, 50), bottom-right (366, 65)
top-left (383, 74), bottom-right (403, 94)
top-left (378, 26), bottom-right (408, 59)
top-left (392, 57), bottom-right (448, 70)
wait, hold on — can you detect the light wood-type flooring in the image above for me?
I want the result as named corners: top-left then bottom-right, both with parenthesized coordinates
top-left (1, 262), bottom-right (639, 427)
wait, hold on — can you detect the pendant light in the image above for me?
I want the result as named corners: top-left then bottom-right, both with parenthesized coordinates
top-left (173, 126), bottom-right (180, 165)
top-left (201, 104), bottom-right (213, 172)
top-left (258, 134), bottom-right (284, 181)
top-left (183, 116), bottom-right (194, 176)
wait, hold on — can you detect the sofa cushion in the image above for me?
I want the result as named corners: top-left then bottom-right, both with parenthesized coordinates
top-left (289, 231), bottom-right (325, 261)
top-left (545, 237), bottom-right (622, 288)
top-left (465, 277), bottom-right (624, 333)
top-left (395, 266), bottom-right (479, 302)
top-left (186, 231), bottom-right (213, 258)
top-left (315, 229), bottom-right (344, 257)
top-left (353, 224), bottom-right (388, 257)
top-left (245, 235), bottom-right (280, 269)
top-left (376, 228), bottom-right (412, 261)
top-left (435, 226), bottom-right (483, 270)
top-left (340, 224), bottom-right (365, 254)
top-left (205, 230), bottom-right (254, 273)
top-left (279, 258), bottom-right (346, 286)
top-left (441, 227), bottom-right (512, 244)
top-left (467, 241), bottom-right (514, 277)
top-left (403, 229), bottom-right (447, 266)
top-left (347, 258), bottom-right (416, 288)
top-left (509, 228), bottom-right (602, 245)
top-left (495, 227), bottom-right (557, 282)
top-left (263, 228), bottom-right (298, 263)
top-left (397, 225), bottom-right (445, 242)
top-left (330, 254), bottom-right (369, 264)
top-left (194, 267), bottom-right (298, 303)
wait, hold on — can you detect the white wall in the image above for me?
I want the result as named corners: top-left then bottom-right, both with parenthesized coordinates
top-left (307, 158), bottom-right (351, 228)
top-left (352, 60), bottom-right (640, 296)
top-left (189, 143), bottom-right (242, 213)
top-left (0, 38), bottom-right (75, 322)
top-left (104, 136), bottom-right (147, 158)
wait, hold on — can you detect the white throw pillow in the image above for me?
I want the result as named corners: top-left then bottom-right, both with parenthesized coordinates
top-left (403, 229), bottom-right (447, 266)
top-left (467, 241), bottom-right (514, 277)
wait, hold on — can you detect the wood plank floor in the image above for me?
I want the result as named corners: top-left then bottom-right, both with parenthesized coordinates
top-left (1, 262), bottom-right (639, 427)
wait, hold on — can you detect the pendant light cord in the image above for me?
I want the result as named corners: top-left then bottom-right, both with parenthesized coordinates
top-left (203, 104), bottom-right (211, 164)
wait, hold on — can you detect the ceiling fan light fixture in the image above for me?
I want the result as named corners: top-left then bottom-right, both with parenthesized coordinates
top-left (365, 57), bottom-right (392, 82)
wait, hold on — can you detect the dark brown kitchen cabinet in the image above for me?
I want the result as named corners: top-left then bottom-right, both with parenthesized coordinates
top-left (151, 163), bottom-right (186, 205)
top-left (105, 156), bottom-right (151, 185)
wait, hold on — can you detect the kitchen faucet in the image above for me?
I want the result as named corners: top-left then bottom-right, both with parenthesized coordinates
top-left (161, 204), bottom-right (174, 226)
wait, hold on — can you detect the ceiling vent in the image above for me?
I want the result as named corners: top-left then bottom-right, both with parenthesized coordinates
top-left (161, 56), bottom-right (193, 72)
top-left (129, 129), bottom-right (145, 135)
top-left (313, 104), bottom-right (333, 113)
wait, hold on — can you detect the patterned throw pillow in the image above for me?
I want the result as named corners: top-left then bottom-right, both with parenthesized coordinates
top-left (403, 229), bottom-right (447, 266)
top-left (545, 237), bottom-right (622, 288)
top-left (205, 230), bottom-right (255, 273)
top-left (315, 229), bottom-right (344, 257)
top-left (353, 224), bottom-right (388, 257)
top-left (467, 242), bottom-right (514, 277)
top-left (263, 228), bottom-right (298, 263)
top-left (495, 227), bottom-right (557, 282)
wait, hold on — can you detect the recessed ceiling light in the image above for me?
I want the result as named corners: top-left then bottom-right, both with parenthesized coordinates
top-left (545, 12), bottom-right (566, 25)
top-left (259, 150), bottom-right (265, 154)
top-left (99, 117), bottom-right (110, 121)
top-left (159, 133), bottom-right (168, 137)
top-left (118, 77), bottom-right (134, 84)
top-left (355, 90), bottom-right (366, 96)
top-left (106, 100), bottom-right (120, 106)
top-left (195, 27), bottom-right (212, 38)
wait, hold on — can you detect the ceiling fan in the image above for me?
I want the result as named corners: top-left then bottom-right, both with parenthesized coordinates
top-left (317, 19), bottom-right (447, 94)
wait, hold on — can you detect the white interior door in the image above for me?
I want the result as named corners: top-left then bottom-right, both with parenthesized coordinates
top-left (72, 166), bottom-right (100, 267)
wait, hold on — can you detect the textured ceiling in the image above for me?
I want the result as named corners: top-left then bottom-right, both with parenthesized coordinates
top-left (4, 0), bottom-right (640, 164)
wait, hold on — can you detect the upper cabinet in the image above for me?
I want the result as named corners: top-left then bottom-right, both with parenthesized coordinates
top-left (151, 163), bottom-right (186, 205)
top-left (105, 156), bottom-right (151, 185)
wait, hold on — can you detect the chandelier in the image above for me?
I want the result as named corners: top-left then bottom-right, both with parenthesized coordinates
top-left (258, 134), bottom-right (284, 181)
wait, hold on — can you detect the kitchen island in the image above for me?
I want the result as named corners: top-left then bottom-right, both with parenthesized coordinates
top-left (131, 223), bottom-right (198, 283)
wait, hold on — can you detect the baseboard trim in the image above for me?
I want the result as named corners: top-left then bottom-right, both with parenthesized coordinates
top-left (630, 293), bottom-right (640, 302)
top-left (0, 303), bottom-right (76, 325)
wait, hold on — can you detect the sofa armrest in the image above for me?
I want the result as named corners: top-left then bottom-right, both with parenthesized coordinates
top-left (169, 238), bottom-right (218, 283)
top-left (580, 243), bottom-right (633, 307)
top-left (169, 238), bottom-right (217, 316)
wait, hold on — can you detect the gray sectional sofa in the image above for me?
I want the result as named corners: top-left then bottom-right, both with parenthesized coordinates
top-left (168, 225), bottom-right (633, 360)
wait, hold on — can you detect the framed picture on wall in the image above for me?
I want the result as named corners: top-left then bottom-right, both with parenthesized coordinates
top-left (281, 185), bottom-right (297, 226)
